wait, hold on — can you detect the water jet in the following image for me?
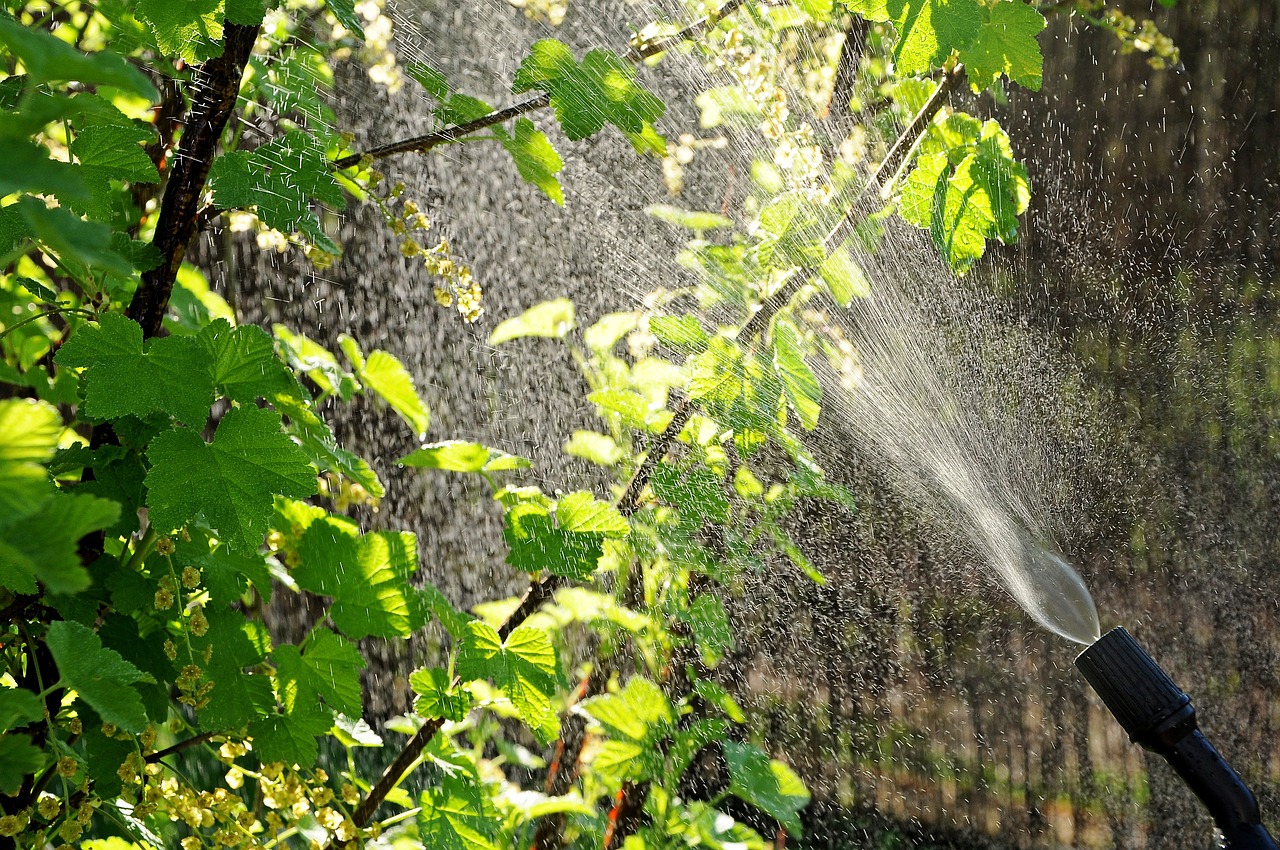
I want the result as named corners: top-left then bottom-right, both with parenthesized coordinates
top-left (1077, 626), bottom-right (1278, 849)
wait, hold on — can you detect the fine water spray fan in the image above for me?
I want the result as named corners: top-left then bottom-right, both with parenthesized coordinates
top-left (1076, 627), bottom-right (1278, 849)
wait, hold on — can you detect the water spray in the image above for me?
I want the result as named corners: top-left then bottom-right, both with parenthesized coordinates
top-left (1076, 627), bottom-right (1278, 849)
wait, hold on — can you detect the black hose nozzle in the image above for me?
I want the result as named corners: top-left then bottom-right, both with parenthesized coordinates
top-left (1077, 627), bottom-right (1278, 850)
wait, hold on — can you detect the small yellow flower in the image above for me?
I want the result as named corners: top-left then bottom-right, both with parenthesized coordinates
top-left (181, 566), bottom-right (202, 588)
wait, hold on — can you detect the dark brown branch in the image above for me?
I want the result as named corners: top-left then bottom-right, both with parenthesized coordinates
top-left (496, 573), bottom-right (563, 642)
top-left (350, 717), bottom-right (446, 828)
top-left (127, 23), bottom-right (260, 339)
top-left (330, 94), bottom-right (550, 171)
top-left (627, 0), bottom-right (746, 61)
top-left (144, 730), bottom-right (220, 764)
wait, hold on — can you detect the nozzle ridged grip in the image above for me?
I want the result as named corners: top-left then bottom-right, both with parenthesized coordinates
top-left (1076, 626), bottom-right (1190, 744)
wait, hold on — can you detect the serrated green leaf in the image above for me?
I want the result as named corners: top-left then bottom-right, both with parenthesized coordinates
top-left (274, 325), bottom-right (359, 400)
top-left (209, 131), bottom-right (345, 253)
top-left (359, 349), bottom-right (430, 439)
top-left (17, 197), bottom-right (134, 277)
top-left (226, 0), bottom-right (269, 25)
top-left (512, 40), bottom-right (664, 141)
top-left (772, 320), bottom-right (821, 430)
top-left (294, 518), bottom-right (427, 639)
top-left (504, 505), bottom-right (605, 581)
top-left (406, 61), bottom-right (450, 99)
top-left (501, 118), bottom-right (564, 205)
top-left (200, 319), bottom-right (298, 403)
top-left (0, 735), bottom-right (47, 794)
top-left (55, 313), bottom-right (214, 428)
top-left (193, 607), bottom-right (274, 730)
top-left (134, 0), bottom-right (224, 63)
top-left (71, 124), bottom-right (159, 183)
top-left (456, 622), bottom-right (558, 741)
top-left (581, 676), bottom-right (674, 742)
top-left (0, 139), bottom-right (90, 202)
top-left (489, 298), bottom-right (575, 346)
top-left (587, 388), bottom-right (672, 433)
top-left (145, 406), bottom-right (317, 552)
top-left (332, 713), bottom-right (383, 747)
top-left (961, 0), bottom-right (1046, 91)
top-left (650, 315), bottom-right (710, 352)
top-left (419, 776), bottom-right (498, 850)
top-left (0, 688), bottom-right (44, 733)
top-left (410, 667), bottom-right (472, 721)
top-left (249, 706), bottom-right (330, 767)
top-left (846, 0), bottom-right (983, 75)
top-left (723, 742), bottom-right (810, 835)
top-left (46, 620), bottom-right (151, 733)
top-left (555, 491), bottom-right (629, 537)
top-left (274, 628), bottom-right (365, 717)
top-left (0, 492), bottom-right (120, 594)
top-left (651, 464), bottom-right (730, 526)
top-left (563, 430), bottom-right (624, 466)
top-left (0, 16), bottom-right (156, 99)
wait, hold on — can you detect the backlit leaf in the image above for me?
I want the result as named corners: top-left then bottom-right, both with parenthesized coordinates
top-left (46, 620), bottom-right (151, 733)
top-left (489, 298), bottom-right (575, 346)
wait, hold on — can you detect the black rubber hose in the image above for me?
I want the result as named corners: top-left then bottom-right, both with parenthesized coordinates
top-left (1077, 627), bottom-right (1278, 850)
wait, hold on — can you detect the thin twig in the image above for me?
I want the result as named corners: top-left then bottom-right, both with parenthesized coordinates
top-left (330, 94), bottom-right (550, 170)
top-left (627, 0), bottom-right (746, 61)
top-left (144, 730), bottom-right (220, 764)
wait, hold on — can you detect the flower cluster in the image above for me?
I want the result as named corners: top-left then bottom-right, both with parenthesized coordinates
top-left (377, 191), bottom-right (484, 323)
top-left (507, 0), bottom-right (568, 26)
top-left (1086, 3), bottom-right (1180, 69)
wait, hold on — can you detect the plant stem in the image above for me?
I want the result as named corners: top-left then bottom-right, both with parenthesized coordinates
top-left (144, 730), bottom-right (220, 764)
top-left (626, 0), bottom-right (746, 61)
top-left (349, 718), bottom-right (444, 828)
top-left (127, 22), bottom-right (261, 340)
top-left (0, 307), bottom-right (96, 343)
top-left (330, 94), bottom-right (550, 171)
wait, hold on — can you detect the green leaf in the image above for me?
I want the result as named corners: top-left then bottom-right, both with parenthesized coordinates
top-left (645, 204), bottom-right (734, 232)
top-left (410, 667), bottom-right (472, 721)
top-left (563, 430), bottom-right (624, 466)
top-left (208, 131), bottom-right (345, 253)
top-left (456, 622), bottom-right (559, 741)
top-left (55, 313), bottom-right (215, 428)
top-left (145, 406), bottom-right (317, 553)
top-left (586, 388), bottom-right (672, 433)
top-left (0, 688), bottom-right (44, 733)
top-left (0, 16), bottom-right (156, 99)
top-left (961, 0), bottom-right (1046, 91)
top-left (249, 707), bottom-right (330, 767)
top-left (772, 320), bottom-right (822, 430)
top-left (512, 40), bottom-right (665, 141)
top-left (418, 776), bottom-right (497, 850)
top-left (650, 315), bottom-right (710, 352)
top-left (0, 140), bottom-right (89, 202)
top-left (651, 465), bottom-right (730, 525)
top-left (687, 594), bottom-right (733, 666)
top-left (17, 198), bottom-right (134, 278)
top-left (580, 677), bottom-right (673, 783)
top-left (332, 714), bottom-right (383, 747)
top-left (504, 505), bottom-right (605, 581)
top-left (134, 0), bottom-right (224, 63)
top-left (899, 117), bottom-right (1030, 273)
top-left (845, 0), bottom-right (983, 75)
top-left (226, 0), bottom-right (269, 25)
top-left (46, 620), bottom-right (151, 733)
top-left (0, 399), bottom-right (60, 521)
top-left (274, 325), bottom-right (359, 400)
top-left (323, 0), bottom-right (365, 38)
top-left (0, 492), bottom-right (120, 594)
top-left (358, 349), bottom-right (431, 439)
top-left (488, 298), bottom-right (575, 346)
top-left (555, 491), bottom-right (629, 537)
top-left (273, 628), bottom-right (365, 717)
top-left (272, 393), bottom-right (385, 499)
top-left (723, 742), bottom-right (810, 835)
top-left (71, 124), bottom-right (159, 184)
top-left (818, 243), bottom-right (871, 306)
top-left (398, 440), bottom-right (531, 473)
top-left (200, 319), bottom-right (298, 403)
top-left (500, 118), bottom-right (564, 205)
top-left (0, 735), bottom-right (47, 795)
top-left (584, 311), bottom-right (639, 354)
top-left (193, 607), bottom-right (274, 730)
top-left (294, 518), bottom-right (427, 639)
